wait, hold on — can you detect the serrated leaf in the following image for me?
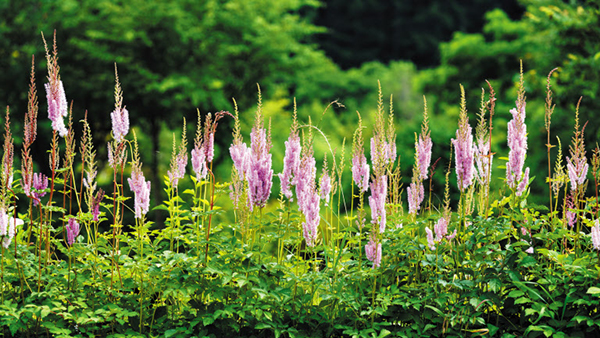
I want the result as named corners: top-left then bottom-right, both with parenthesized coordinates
top-left (489, 278), bottom-right (502, 292)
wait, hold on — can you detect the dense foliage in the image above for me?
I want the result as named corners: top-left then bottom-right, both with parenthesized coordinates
top-left (0, 32), bottom-right (600, 337)
top-left (2, 2), bottom-right (600, 336)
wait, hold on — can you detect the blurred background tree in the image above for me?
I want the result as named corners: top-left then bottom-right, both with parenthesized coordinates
top-left (1, 0), bottom-right (599, 221)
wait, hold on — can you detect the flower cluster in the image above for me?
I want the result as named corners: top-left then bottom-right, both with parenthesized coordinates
top-left (506, 72), bottom-right (529, 196)
top-left (279, 130), bottom-right (301, 199)
top-left (65, 217), bottom-right (80, 246)
top-left (32, 173), bottom-right (48, 206)
top-left (246, 116), bottom-right (273, 210)
top-left (369, 175), bottom-right (387, 233)
top-left (592, 220), bottom-right (600, 251)
top-left (407, 181), bottom-right (423, 215)
top-left (351, 152), bottom-right (370, 193)
top-left (452, 86), bottom-right (475, 192)
top-left (0, 207), bottom-right (21, 248)
top-left (365, 237), bottom-right (382, 268)
top-left (167, 126), bottom-right (188, 187)
top-left (110, 106), bottom-right (129, 143)
top-left (110, 65), bottom-right (129, 143)
top-left (42, 32), bottom-right (69, 137)
top-left (91, 189), bottom-right (104, 222)
top-left (128, 170), bottom-right (151, 219)
top-left (319, 168), bottom-right (331, 206)
top-left (351, 114), bottom-right (370, 193)
top-left (474, 138), bottom-right (493, 186)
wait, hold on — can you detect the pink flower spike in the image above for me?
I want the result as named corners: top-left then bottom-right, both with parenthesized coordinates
top-left (506, 102), bottom-right (529, 193)
top-left (425, 227), bottom-right (435, 250)
top-left (110, 107), bottom-right (129, 143)
top-left (446, 229), bottom-right (457, 241)
top-left (434, 216), bottom-right (449, 242)
top-left (0, 209), bottom-right (23, 249)
top-left (417, 135), bottom-right (433, 180)
top-left (592, 220), bottom-right (600, 251)
top-left (407, 181), bottom-right (424, 215)
top-left (66, 217), bottom-right (80, 246)
top-left (247, 123), bottom-right (273, 210)
top-left (128, 170), bottom-right (151, 219)
top-left (365, 238), bottom-right (382, 268)
top-left (319, 170), bottom-right (331, 206)
top-left (32, 172), bottom-right (48, 206)
top-left (352, 153), bottom-right (370, 193)
top-left (191, 146), bottom-right (208, 181)
top-left (279, 133), bottom-right (301, 199)
top-left (369, 175), bottom-right (387, 233)
top-left (301, 189), bottom-right (320, 247)
top-left (566, 156), bottom-right (589, 192)
top-left (44, 81), bottom-right (68, 137)
top-left (91, 189), bottom-right (104, 222)
top-left (230, 143), bottom-right (250, 179)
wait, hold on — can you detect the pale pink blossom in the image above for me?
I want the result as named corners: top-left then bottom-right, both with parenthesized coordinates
top-left (365, 238), bottom-right (382, 268)
top-left (278, 133), bottom-right (301, 199)
top-left (592, 220), bottom-right (600, 251)
top-left (425, 227), bottom-right (435, 250)
top-left (66, 217), bottom-right (80, 246)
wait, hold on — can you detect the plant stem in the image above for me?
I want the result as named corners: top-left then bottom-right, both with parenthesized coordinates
top-left (204, 169), bottom-right (216, 263)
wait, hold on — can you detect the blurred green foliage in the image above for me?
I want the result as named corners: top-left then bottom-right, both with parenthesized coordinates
top-left (416, 0), bottom-right (600, 205)
top-left (2, 0), bottom-right (600, 218)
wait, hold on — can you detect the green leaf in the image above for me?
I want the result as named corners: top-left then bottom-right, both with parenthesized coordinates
top-left (489, 278), bottom-right (502, 292)
top-left (586, 287), bottom-right (600, 295)
top-left (508, 290), bottom-right (524, 298)
top-left (203, 316), bottom-right (215, 326)
top-left (515, 297), bottom-right (531, 305)
top-left (377, 329), bottom-right (391, 337)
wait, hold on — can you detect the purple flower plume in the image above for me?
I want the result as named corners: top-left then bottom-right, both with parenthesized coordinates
top-left (191, 146), bottom-right (208, 181)
top-left (91, 189), bottom-right (104, 222)
top-left (451, 123), bottom-right (475, 192)
top-left (230, 143), bottom-right (250, 179)
top-left (474, 138), bottom-right (493, 185)
top-left (592, 220), bottom-right (600, 251)
top-left (425, 227), bottom-right (435, 250)
top-left (567, 155), bottom-right (588, 192)
top-left (44, 80), bottom-right (68, 137)
top-left (506, 103), bottom-right (529, 195)
top-left (279, 133), bottom-right (301, 199)
top-left (66, 217), bottom-right (80, 246)
top-left (128, 170), bottom-right (151, 219)
top-left (434, 216), bottom-right (449, 242)
top-left (352, 153), bottom-right (370, 193)
top-left (247, 126), bottom-right (273, 210)
top-left (32, 172), bottom-right (48, 206)
top-left (365, 237), bottom-right (382, 268)
top-left (110, 107), bottom-right (129, 143)
top-left (407, 181), bottom-right (424, 215)
top-left (319, 170), bottom-right (332, 206)
top-left (417, 135), bottom-right (433, 180)
top-left (369, 175), bottom-right (387, 233)
top-left (296, 154), bottom-right (317, 214)
top-left (302, 188), bottom-right (320, 247)
top-left (168, 151), bottom-right (187, 187)
top-left (0, 208), bottom-right (22, 249)
top-left (205, 132), bottom-right (215, 163)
